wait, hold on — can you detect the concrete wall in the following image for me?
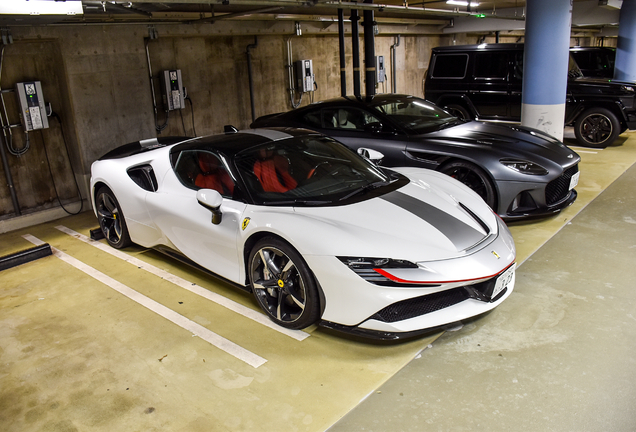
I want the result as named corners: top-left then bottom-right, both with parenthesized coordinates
top-left (0, 22), bottom-right (445, 219)
top-left (0, 21), bottom-right (611, 220)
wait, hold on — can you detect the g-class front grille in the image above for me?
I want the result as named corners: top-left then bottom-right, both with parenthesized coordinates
top-left (545, 164), bottom-right (578, 206)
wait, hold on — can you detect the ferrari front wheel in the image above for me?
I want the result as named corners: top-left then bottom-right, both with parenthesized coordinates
top-left (95, 186), bottom-right (132, 249)
top-left (248, 237), bottom-right (320, 329)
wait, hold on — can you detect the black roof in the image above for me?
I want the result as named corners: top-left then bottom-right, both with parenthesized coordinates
top-left (431, 43), bottom-right (525, 53)
top-left (99, 127), bottom-right (321, 161)
top-left (295, 93), bottom-right (427, 109)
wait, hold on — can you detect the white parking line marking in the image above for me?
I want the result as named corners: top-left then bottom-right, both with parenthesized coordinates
top-left (23, 234), bottom-right (267, 368)
top-left (55, 225), bottom-right (309, 341)
top-left (568, 146), bottom-right (600, 154)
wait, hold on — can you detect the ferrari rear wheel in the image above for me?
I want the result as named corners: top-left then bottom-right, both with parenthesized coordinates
top-left (248, 237), bottom-right (320, 329)
top-left (441, 161), bottom-right (496, 209)
top-left (95, 186), bottom-right (132, 249)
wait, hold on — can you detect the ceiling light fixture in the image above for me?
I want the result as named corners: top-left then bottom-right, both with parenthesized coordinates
top-left (447, 1), bottom-right (480, 7)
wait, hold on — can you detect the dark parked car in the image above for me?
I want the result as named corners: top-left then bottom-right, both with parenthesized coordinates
top-left (424, 43), bottom-right (636, 148)
top-left (569, 46), bottom-right (615, 78)
top-left (251, 94), bottom-right (581, 220)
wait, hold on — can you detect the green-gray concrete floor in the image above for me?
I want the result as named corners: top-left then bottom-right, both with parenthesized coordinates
top-left (329, 153), bottom-right (636, 431)
top-left (1, 134), bottom-right (635, 432)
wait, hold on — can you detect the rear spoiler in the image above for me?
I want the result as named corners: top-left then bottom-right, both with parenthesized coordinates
top-left (98, 136), bottom-right (192, 160)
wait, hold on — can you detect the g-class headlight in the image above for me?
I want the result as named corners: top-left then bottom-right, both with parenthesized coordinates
top-left (500, 159), bottom-right (549, 176)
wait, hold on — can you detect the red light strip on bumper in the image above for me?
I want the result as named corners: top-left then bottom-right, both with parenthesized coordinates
top-left (373, 260), bottom-right (516, 285)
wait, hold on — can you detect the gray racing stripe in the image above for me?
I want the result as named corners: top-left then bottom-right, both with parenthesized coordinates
top-left (380, 191), bottom-right (485, 251)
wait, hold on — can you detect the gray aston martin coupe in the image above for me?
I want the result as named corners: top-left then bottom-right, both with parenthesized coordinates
top-left (251, 94), bottom-right (581, 220)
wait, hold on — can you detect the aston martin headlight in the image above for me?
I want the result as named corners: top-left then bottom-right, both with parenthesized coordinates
top-left (500, 159), bottom-right (549, 176)
top-left (338, 257), bottom-right (418, 269)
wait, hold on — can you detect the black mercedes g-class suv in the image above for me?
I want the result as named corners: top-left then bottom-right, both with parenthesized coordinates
top-left (569, 46), bottom-right (615, 78)
top-left (424, 43), bottom-right (636, 147)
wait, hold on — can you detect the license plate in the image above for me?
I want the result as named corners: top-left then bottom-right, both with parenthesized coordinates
top-left (569, 171), bottom-right (580, 190)
top-left (492, 263), bottom-right (515, 300)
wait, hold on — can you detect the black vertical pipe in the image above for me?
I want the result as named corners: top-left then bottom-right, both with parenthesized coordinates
top-left (363, 4), bottom-right (376, 97)
top-left (338, 9), bottom-right (347, 97)
top-left (0, 134), bottom-right (20, 215)
top-left (246, 36), bottom-right (258, 123)
top-left (350, 10), bottom-right (361, 98)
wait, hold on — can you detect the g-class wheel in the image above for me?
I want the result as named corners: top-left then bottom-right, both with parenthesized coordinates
top-left (574, 107), bottom-right (620, 148)
top-left (444, 104), bottom-right (471, 121)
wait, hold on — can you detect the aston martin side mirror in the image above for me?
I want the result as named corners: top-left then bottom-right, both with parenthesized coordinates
top-left (357, 147), bottom-right (384, 165)
top-left (196, 189), bottom-right (223, 225)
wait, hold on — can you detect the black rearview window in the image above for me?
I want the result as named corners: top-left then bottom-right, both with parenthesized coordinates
top-left (431, 54), bottom-right (468, 79)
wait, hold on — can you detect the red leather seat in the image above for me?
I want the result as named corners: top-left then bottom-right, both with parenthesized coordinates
top-left (195, 153), bottom-right (234, 195)
top-left (253, 155), bottom-right (297, 193)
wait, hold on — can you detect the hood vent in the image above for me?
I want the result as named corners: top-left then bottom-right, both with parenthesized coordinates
top-left (459, 202), bottom-right (490, 235)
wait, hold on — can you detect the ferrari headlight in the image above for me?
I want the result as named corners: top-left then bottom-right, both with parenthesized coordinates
top-left (338, 257), bottom-right (418, 269)
top-left (338, 257), bottom-right (419, 286)
top-left (500, 159), bottom-right (548, 176)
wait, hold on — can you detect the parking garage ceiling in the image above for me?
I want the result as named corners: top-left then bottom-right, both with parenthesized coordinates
top-left (0, 0), bottom-right (624, 34)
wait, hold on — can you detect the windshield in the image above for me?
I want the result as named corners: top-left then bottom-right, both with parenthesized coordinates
top-left (233, 136), bottom-right (403, 205)
top-left (568, 54), bottom-right (584, 79)
top-left (370, 96), bottom-right (458, 134)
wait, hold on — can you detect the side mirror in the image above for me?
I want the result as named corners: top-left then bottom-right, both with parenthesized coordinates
top-left (197, 189), bottom-right (223, 225)
top-left (357, 148), bottom-right (384, 165)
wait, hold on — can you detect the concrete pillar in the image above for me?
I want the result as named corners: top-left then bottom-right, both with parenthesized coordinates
top-left (614, 0), bottom-right (636, 82)
top-left (521, 0), bottom-right (573, 141)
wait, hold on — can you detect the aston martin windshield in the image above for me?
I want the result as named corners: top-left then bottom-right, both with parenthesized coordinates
top-left (234, 136), bottom-right (403, 205)
top-left (371, 96), bottom-right (457, 134)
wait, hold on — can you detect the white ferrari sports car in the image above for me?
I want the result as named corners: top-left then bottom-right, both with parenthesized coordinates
top-left (90, 128), bottom-right (516, 339)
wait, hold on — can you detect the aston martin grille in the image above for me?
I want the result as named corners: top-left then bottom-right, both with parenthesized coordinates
top-left (545, 165), bottom-right (578, 206)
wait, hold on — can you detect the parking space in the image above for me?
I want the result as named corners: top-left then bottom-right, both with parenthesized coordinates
top-left (1, 211), bottom-right (438, 432)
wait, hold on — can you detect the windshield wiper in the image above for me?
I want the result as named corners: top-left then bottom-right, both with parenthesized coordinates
top-left (339, 180), bottom-right (389, 201)
top-left (263, 199), bottom-right (330, 206)
top-left (437, 118), bottom-right (463, 129)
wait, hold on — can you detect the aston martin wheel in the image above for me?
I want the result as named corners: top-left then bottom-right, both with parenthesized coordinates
top-left (574, 107), bottom-right (620, 148)
top-left (95, 186), bottom-right (132, 249)
top-left (445, 104), bottom-right (471, 121)
top-left (248, 237), bottom-right (320, 329)
top-left (441, 161), bottom-right (496, 209)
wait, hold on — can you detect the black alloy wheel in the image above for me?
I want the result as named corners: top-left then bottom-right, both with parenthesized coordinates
top-left (248, 237), bottom-right (320, 329)
top-left (95, 186), bottom-right (132, 249)
top-left (574, 107), bottom-right (620, 148)
top-left (441, 161), bottom-right (496, 209)
top-left (444, 104), bottom-right (471, 121)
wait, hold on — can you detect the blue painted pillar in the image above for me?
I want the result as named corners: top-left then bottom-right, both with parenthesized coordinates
top-left (521, 0), bottom-right (573, 141)
top-left (614, 0), bottom-right (636, 82)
